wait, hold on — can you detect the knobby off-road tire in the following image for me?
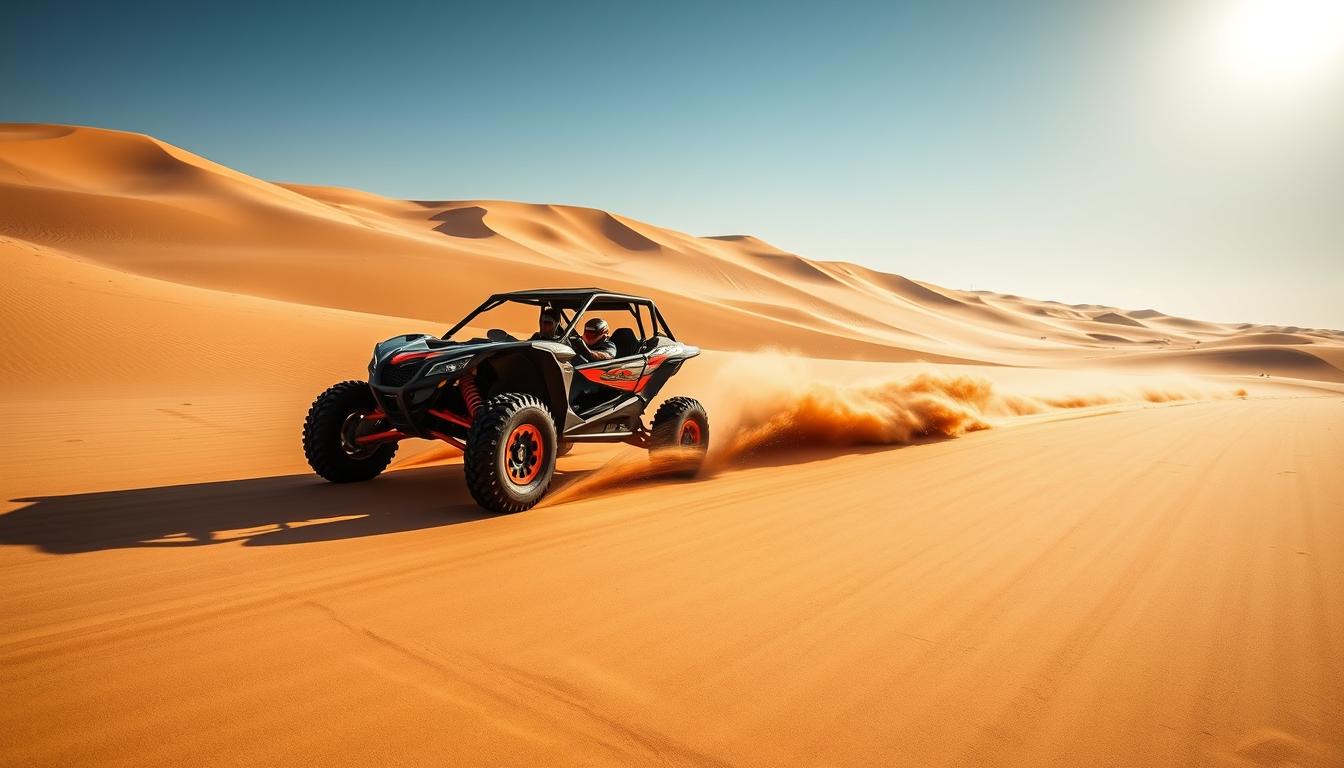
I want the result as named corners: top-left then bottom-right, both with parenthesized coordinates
top-left (303, 380), bottom-right (397, 482)
top-left (464, 393), bottom-right (558, 513)
top-left (649, 396), bottom-right (709, 476)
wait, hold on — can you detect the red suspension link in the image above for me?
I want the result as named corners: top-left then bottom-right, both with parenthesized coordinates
top-left (459, 373), bottom-right (482, 418)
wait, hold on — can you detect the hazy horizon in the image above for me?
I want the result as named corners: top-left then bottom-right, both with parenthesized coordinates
top-left (5, 0), bottom-right (1342, 328)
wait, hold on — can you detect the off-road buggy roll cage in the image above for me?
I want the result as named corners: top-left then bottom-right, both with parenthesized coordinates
top-left (442, 288), bottom-right (679, 343)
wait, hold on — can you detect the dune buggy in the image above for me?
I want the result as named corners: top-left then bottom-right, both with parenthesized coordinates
top-left (303, 288), bottom-right (708, 512)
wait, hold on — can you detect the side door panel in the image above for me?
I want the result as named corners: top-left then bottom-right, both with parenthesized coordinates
top-left (574, 354), bottom-right (649, 394)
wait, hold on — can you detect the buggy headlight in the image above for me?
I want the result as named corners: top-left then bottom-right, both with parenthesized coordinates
top-left (426, 357), bottom-right (470, 377)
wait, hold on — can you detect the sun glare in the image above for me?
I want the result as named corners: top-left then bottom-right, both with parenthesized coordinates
top-left (1211, 0), bottom-right (1344, 84)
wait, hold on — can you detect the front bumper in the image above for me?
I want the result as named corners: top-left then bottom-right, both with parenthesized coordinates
top-left (369, 379), bottom-right (441, 437)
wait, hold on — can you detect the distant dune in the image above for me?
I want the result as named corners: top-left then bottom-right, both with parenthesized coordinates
top-left (4, 124), bottom-right (1340, 391)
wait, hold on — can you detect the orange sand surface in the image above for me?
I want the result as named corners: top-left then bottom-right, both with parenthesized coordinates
top-left (2, 124), bottom-right (1341, 766)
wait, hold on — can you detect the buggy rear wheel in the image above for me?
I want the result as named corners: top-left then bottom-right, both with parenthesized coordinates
top-left (649, 396), bottom-right (709, 476)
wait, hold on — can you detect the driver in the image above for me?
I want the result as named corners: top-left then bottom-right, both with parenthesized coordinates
top-left (530, 308), bottom-right (562, 341)
top-left (572, 317), bottom-right (617, 362)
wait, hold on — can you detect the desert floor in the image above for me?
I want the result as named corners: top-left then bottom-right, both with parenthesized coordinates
top-left (3, 125), bottom-right (1342, 767)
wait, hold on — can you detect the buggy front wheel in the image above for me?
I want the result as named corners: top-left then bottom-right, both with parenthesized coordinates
top-left (303, 380), bottom-right (398, 482)
top-left (463, 393), bottom-right (558, 513)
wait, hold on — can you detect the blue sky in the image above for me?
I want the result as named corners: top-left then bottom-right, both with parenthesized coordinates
top-left (5, 1), bottom-right (1342, 328)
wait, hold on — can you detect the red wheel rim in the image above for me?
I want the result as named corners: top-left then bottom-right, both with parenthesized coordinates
top-left (506, 423), bottom-right (545, 485)
top-left (680, 419), bottom-right (702, 447)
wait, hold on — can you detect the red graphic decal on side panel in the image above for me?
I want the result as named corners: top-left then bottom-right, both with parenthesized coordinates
top-left (580, 366), bottom-right (641, 392)
top-left (578, 348), bottom-right (680, 393)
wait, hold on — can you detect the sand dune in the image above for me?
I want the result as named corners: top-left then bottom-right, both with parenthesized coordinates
top-left (1101, 344), bottom-right (1344, 382)
top-left (1199, 332), bottom-right (1319, 347)
top-left (3, 124), bottom-right (1343, 767)
top-left (6, 124), bottom-right (1340, 377)
top-left (1091, 310), bottom-right (1147, 327)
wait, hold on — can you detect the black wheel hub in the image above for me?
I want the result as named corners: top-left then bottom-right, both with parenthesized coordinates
top-left (506, 428), bottom-right (541, 484)
top-left (340, 411), bottom-right (383, 459)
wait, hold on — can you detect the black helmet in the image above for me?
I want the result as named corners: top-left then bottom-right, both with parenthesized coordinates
top-left (582, 317), bottom-right (609, 344)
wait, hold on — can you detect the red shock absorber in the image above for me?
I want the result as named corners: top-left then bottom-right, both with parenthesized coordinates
top-left (458, 373), bottom-right (482, 419)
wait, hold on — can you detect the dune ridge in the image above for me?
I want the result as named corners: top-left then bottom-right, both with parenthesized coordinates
top-left (3, 123), bottom-right (1341, 384)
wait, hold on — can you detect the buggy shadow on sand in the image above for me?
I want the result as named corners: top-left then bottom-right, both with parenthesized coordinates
top-left (304, 288), bottom-right (708, 513)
